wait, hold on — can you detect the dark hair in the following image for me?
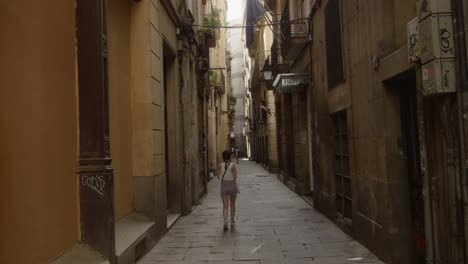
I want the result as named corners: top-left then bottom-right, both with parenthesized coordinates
top-left (222, 150), bottom-right (231, 170)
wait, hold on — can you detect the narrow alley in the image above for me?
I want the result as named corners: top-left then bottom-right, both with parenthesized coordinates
top-left (139, 161), bottom-right (382, 264)
top-left (3, 0), bottom-right (468, 263)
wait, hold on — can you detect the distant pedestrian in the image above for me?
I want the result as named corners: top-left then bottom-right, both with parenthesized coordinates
top-left (235, 147), bottom-right (239, 164)
top-left (217, 150), bottom-right (238, 230)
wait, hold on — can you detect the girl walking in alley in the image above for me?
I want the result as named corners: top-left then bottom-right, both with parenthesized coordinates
top-left (217, 150), bottom-right (238, 230)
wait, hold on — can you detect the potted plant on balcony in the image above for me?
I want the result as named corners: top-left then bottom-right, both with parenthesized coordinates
top-left (227, 109), bottom-right (235, 129)
top-left (210, 71), bottom-right (223, 94)
top-left (203, 9), bottom-right (221, 48)
top-left (228, 93), bottom-right (237, 108)
top-left (209, 71), bottom-right (218, 86)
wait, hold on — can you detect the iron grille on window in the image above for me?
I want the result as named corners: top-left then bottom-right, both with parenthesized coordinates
top-left (198, 131), bottom-right (206, 153)
top-left (332, 110), bottom-right (352, 224)
top-left (325, 0), bottom-right (345, 88)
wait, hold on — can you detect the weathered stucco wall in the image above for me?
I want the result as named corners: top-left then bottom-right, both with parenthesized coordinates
top-left (0, 1), bottom-right (78, 263)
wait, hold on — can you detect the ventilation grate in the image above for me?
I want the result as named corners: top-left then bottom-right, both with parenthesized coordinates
top-left (134, 238), bottom-right (146, 262)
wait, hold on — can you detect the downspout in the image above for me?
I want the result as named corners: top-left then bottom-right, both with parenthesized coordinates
top-left (463, 3), bottom-right (468, 259)
top-left (453, 0), bottom-right (468, 259)
top-left (204, 82), bottom-right (208, 194)
top-left (415, 64), bottom-right (435, 263)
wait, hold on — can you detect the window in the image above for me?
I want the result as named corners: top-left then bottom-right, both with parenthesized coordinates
top-left (325, 0), bottom-right (345, 88)
top-left (332, 110), bottom-right (352, 223)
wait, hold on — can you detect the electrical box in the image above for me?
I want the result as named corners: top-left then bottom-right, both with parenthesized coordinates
top-left (421, 59), bottom-right (456, 96)
top-left (408, 17), bottom-right (419, 63)
top-left (410, 0), bottom-right (456, 96)
top-left (418, 13), bottom-right (455, 64)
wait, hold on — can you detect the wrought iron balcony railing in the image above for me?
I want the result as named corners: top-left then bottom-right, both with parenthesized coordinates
top-left (280, 4), bottom-right (308, 61)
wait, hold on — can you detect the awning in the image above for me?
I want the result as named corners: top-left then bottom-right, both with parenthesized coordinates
top-left (272, 73), bottom-right (309, 93)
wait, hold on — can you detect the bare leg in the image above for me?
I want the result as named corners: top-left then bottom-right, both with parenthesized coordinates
top-left (230, 193), bottom-right (237, 222)
top-left (222, 195), bottom-right (229, 224)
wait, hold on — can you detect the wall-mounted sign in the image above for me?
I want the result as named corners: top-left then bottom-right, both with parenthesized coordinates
top-left (272, 73), bottom-right (309, 94)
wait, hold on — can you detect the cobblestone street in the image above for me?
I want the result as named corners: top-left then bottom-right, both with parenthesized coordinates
top-left (139, 160), bottom-right (383, 264)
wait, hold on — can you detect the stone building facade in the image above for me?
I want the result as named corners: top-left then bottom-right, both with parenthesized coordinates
top-left (228, 16), bottom-right (248, 157)
top-left (265, 0), bottom-right (311, 194)
top-left (206, 0), bottom-right (231, 173)
top-left (0, 0), bottom-right (214, 263)
top-left (263, 0), bottom-right (468, 263)
top-left (247, 10), bottom-right (279, 173)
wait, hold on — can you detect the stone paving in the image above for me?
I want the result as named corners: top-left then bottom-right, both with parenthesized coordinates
top-left (138, 160), bottom-right (384, 264)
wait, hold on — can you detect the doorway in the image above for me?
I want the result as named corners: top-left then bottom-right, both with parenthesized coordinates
top-left (163, 41), bottom-right (180, 216)
top-left (285, 94), bottom-right (295, 179)
top-left (399, 76), bottom-right (426, 264)
top-left (386, 71), bottom-right (426, 263)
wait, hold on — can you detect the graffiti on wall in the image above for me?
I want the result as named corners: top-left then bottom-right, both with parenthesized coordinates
top-left (81, 175), bottom-right (106, 196)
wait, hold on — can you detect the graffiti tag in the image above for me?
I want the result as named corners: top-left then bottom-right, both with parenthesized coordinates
top-left (443, 69), bottom-right (450, 89)
top-left (81, 175), bottom-right (106, 195)
top-left (440, 28), bottom-right (453, 55)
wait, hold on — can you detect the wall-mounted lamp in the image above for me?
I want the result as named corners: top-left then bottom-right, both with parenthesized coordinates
top-left (177, 38), bottom-right (184, 52)
top-left (261, 60), bottom-right (273, 81)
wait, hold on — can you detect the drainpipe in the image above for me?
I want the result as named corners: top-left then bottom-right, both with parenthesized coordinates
top-left (453, 0), bottom-right (468, 260)
top-left (462, 1), bottom-right (468, 259)
top-left (415, 65), bottom-right (436, 263)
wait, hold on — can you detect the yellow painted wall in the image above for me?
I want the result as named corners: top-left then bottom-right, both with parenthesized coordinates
top-left (0, 1), bottom-right (78, 263)
top-left (150, 0), bottom-right (165, 177)
top-left (131, 0), bottom-right (158, 177)
top-left (108, 0), bottom-right (135, 220)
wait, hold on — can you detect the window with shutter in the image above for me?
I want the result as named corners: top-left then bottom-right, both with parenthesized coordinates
top-left (325, 0), bottom-right (345, 88)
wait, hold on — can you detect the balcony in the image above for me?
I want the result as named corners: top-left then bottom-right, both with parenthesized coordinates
top-left (210, 71), bottom-right (225, 94)
top-left (271, 39), bottom-right (290, 81)
top-left (203, 9), bottom-right (221, 48)
top-left (280, 5), bottom-right (308, 61)
top-left (197, 35), bottom-right (210, 75)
